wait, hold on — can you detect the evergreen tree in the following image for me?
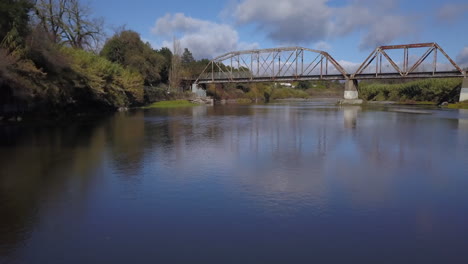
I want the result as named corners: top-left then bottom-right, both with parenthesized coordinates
top-left (156, 47), bottom-right (172, 84)
top-left (181, 48), bottom-right (195, 65)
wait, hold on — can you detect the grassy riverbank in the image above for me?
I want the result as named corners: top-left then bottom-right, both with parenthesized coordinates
top-left (446, 101), bottom-right (468, 109)
top-left (207, 83), bottom-right (320, 102)
top-left (359, 79), bottom-right (462, 103)
top-left (143, 100), bottom-right (197, 108)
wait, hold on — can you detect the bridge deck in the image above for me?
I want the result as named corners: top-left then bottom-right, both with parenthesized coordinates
top-left (194, 43), bottom-right (466, 85)
top-left (195, 71), bottom-right (465, 84)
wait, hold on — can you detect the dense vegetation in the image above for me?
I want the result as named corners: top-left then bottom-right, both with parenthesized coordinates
top-left (0, 0), bottom-right (212, 117)
top-left (1, 0), bottom-right (143, 116)
top-left (100, 30), bottom-right (166, 87)
top-left (206, 82), bottom-right (327, 102)
top-left (359, 79), bottom-right (463, 103)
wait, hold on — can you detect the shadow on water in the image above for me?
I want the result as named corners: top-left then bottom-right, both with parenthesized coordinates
top-left (0, 116), bottom-right (112, 256)
top-left (0, 102), bottom-right (468, 263)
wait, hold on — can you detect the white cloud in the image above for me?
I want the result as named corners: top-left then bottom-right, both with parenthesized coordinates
top-left (437, 3), bottom-right (468, 23)
top-left (234, 0), bottom-right (332, 44)
top-left (232, 0), bottom-right (416, 50)
top-left (314, 41), bottom-right (331, 51)
top-left (337, 60), bottom-right (362, 73)
top-left (359, 15), bottom-right (414, 50)
top-left (151, 13), bottom-right (258, 59)
top-left (457, 47), bottom-right (468, 67)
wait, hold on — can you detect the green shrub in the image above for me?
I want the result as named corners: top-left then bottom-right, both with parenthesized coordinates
top-left (270, 87), bottom-right (309, 99)
top-left (359, 79), bottom-right (462, 103)
top-left (61, 47), bottom-right (144, 107)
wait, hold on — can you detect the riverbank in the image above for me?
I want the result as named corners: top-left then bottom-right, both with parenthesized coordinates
top-left (359, 78), bottom-right (462, 103)
top-left (446, 101), bottom-right (468, 109)
top-left (143, 100), bottom-right (198, 109)
top-left (365, 100), bottom-right (468, 110)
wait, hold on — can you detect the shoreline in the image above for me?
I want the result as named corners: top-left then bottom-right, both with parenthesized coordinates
top-left (2, 98), bottom-right (466, 124)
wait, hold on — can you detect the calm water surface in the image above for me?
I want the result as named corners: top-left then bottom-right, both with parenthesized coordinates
top-left (1, 101), bottom-right (468, 263)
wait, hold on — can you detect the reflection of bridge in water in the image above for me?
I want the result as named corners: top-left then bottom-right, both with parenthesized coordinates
top-left (192, 43), bottom-right (468, 101)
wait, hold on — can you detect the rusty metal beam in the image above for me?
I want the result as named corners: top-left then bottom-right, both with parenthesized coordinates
top-left (434, 43), bottom-right (464, 74)
top-left (379, 43), bottom-right (435, 50)
top-left (407, 47), bottom-right (434, 74)
top-left (354, 49), bottom-right (378, 76)
top-left (351, 42), bottom-right (466, 79)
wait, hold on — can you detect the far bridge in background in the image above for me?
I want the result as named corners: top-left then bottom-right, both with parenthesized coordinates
top-left (192, 43), bottom-right (467, 101)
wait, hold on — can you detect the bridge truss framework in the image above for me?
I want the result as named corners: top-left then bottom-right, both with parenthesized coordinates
top-left (194, 43), bottom-right (466, 84)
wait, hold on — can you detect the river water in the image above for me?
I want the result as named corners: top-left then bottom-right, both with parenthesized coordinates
top-left (1, 100), bottom-right (468, 263)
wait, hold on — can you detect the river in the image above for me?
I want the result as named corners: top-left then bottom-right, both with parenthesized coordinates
top-left (1, 100), bottom-right (468, 263)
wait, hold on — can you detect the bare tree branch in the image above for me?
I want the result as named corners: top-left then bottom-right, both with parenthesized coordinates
top-left (33, 0), bottom-right (104, 50)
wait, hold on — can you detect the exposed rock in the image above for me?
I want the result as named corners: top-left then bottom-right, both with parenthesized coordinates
top-left (190, 97), bottom-right (214, 105)
top-left (338, 99), bottom-right (364, 105)
top-left (440, 101), bottom-right (449, 106)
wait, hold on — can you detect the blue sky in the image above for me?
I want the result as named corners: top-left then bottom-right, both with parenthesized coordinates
top-left (90, 0), bottom-right (468, 67)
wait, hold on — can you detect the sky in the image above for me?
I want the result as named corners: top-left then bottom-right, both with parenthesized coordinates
top-left (89, 0), bottom-right (468, 68)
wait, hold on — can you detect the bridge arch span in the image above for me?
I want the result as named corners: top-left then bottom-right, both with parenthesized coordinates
top-left (194, 46), bottom-right (349, 84)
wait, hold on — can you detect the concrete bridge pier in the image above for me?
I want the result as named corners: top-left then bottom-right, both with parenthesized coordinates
top-left (340, 79), bottom-right (363, 104)
top-left (344, 79), bottom-right (359, 100)
top-left (192, 83), bottom-right (206, 97)
top-left (460, 78), bottom-right (468, 102)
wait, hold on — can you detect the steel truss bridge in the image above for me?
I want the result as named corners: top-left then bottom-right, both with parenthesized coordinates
top-left (194, 43), bottom-right (466, 84)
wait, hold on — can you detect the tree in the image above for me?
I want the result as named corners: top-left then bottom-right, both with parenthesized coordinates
top-left (34, 0), bottom-right (104, 50)
top-left (100, 30), bottom-right (165, 86)
top-left (0, 0), bottom-right (33, 53)
top-left (180, 48), bottom-right (198, 80)
top-left (169, 38), bottom-right (182, 92)
top-left (155, 47), bottom-right (172, 84)
top-left (181, 48), bottom-right (194, 65)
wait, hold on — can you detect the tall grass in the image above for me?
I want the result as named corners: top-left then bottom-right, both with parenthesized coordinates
top-left (359, 79), bottom-right (462, 103)
top-left (206, 83), bottom-right (310, 102)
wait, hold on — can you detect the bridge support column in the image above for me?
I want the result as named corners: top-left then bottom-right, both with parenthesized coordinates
top-left (460, 78), bottom-right (468, 102)
top-left (192, 83), bottom-right (206, 97)
top-left (344, 79), bottom-right (359, 100)
top-left (191, 83), bottom-right (198, 93)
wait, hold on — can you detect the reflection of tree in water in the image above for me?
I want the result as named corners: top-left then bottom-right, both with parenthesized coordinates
top-left (105, 111), bottom-right (147, 179)
top-left (0, 117), bottom-right (110, 257)
top-left (140, 106), bottom-right (256, 166)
